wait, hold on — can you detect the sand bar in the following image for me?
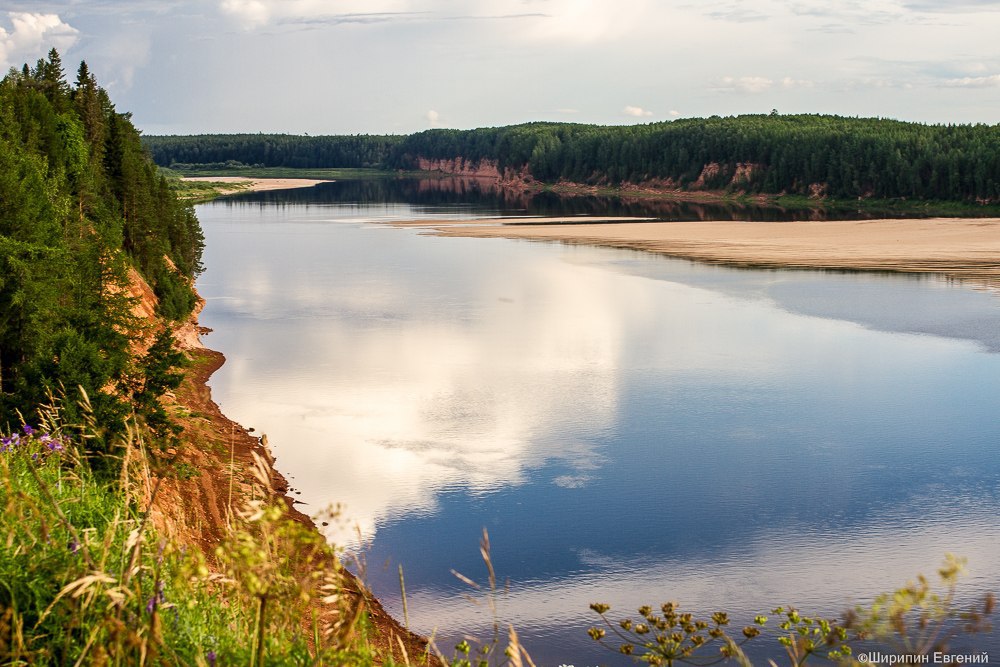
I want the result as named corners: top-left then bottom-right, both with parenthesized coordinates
top-left (182, 176), bottom-right (332, 194)
top-left (429, 217), bottom-right (1000, 287)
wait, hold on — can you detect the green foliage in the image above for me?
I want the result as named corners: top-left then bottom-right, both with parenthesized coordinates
top-left (588, 557), bottom-right (993, 666)
top-left (387, 117), bottom-right (1000, 202)
top-left (842, 555), bottom-right (995, 656)
top-left (588, 602), bottom-right (759, 666)
top-left (0, 49), bottom-right (204, 447)
top-left (131, 330), bottom-right (186, 439)
top-left (0, 413), bottom-right (397, 665)
top-left (143, 133), bottom-right (404, 170)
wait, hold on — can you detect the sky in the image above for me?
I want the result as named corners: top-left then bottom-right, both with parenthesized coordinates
top-left (1, 1), bottom-right (999, 135)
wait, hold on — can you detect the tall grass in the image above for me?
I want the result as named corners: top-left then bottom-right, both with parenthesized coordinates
top-left (0, 403), bottom-right (406, 665)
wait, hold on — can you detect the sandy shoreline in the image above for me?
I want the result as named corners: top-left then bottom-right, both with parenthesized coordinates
top-left (181, 175), bottom-right (332, 194)
top-left (427, 217), bottom-right (1000, 287)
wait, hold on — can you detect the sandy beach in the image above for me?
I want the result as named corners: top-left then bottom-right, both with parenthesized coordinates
top-left (181, 175), bottom-right (332, 194)
top-left (429, 217), bottom-right (1000, 287)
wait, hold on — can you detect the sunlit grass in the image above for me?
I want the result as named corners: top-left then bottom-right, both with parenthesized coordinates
top-left (0, 403), bottom-right (412, 665)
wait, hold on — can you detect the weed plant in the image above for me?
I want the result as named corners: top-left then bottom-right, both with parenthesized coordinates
top-left (0, 400), bottom-right (410, 665)
top-left (588, 554), bottom-right (994, 666)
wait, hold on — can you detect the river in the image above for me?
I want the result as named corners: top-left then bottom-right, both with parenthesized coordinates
top-left (196, 180), bottom-right (1000, 665)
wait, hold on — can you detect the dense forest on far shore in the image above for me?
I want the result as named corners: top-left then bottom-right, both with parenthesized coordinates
top-left (144, 114), bottom-right (1000, 203)
top-left (144, 133), bottom-right (402, 170)
top-left (1, 49), bottom-right (203, 435)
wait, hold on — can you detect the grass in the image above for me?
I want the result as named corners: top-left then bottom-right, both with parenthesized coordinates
top-left (163, 177), bottom-right (255, 203)
top-left (158, 166), bottom-right (427, 203)
top-left (0, 401), bottom-right (414, 665)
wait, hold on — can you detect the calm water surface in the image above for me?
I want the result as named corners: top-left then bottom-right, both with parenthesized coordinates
top-left (196, 183), bottom-right (1000, 665)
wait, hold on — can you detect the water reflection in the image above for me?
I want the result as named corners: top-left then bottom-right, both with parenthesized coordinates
top-left (226, 176), bottom-right (993, 221)
top-left (196, 191), bottom-right (1000, 664)
top-left (199, 207), bottom-right (636, 541)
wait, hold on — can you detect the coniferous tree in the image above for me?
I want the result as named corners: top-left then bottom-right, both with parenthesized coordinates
top-left (0, 50), bottom-right (204, 455)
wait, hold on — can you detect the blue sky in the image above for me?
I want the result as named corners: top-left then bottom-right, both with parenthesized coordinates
top-left (2, 1), bottom-right (999, 134)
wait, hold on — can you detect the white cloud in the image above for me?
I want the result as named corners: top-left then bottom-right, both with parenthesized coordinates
top-left (669, 109), bottom-right (681, 117)
top-left (0, 12), bottom-right (78, 69)
top-left (943, 74), bottom-right (1000, 87)
top-left (95, 30), bottom-right (151, 90)
top-left (426, 109), bottom-right (443, 126)
top-left (715, 75), bottom-right (775, 93)
top-left (218, 0), bottom-right (424, 28)
top-left (518, 0), bottom-right (654, 43)
top-left (903, 0), bottom-right (1000, 12)
top-left (214, 0), bottom-right (655, 44)
top-left (623, 105), bottom-right (652, 117)
top-left (220, 0), bottom-right (271, 27)
top-left (781, 76), bottom-right (815, 88)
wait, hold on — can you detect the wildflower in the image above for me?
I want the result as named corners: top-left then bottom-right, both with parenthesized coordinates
top-left (206, 650), bottom-right (217, 667)
top-left (68, 539), bottom-right (80, 554)
top-left (143, 579), bottom-right (168, 616)
top-left (22, 424), bottom-right (34, 435)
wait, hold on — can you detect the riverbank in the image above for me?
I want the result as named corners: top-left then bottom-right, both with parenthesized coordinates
top-left (428, 217), bottom-right (1000, 288)
top-left (180, 175), bottom-right (333, 197)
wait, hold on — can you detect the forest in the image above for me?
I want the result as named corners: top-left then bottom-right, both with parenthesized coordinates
top-left (144, 132), bottom-right (402, 170)
top-left (145, 115), bottom-right (1000, 203)
top-left (1, 49), bottom-right (203, 437)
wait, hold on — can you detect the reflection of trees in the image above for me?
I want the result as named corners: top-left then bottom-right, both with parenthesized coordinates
top-left (222, 178), bottom-right (924, 221)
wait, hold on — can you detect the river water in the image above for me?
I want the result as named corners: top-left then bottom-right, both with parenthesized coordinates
top-left (196, 181), bottom-right (1000, 665)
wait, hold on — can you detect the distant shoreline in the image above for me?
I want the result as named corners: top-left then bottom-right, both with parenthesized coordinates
top-left (428, 217), bottom-right (1000, 288)
top-left (181, 175), bottom-right (332, 195)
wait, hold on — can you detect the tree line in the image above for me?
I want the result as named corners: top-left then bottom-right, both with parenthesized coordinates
top-left (388, 116), bottom-right (1000, 201)
top-left (144, 133), bottom-right (403, 169)
top-left (145, 115), bottom-right (1000, 202)
top-left (1, 49), bottom-right (203, 443)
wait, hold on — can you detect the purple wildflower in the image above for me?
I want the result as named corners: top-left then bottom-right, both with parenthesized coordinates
top-left (68, 538), bottom-right (80, 554)
top-left (145, 579), bottom-right (167, 614)
top-left (22, 424), bottom-right (34, 436)
top-left (206, 650), bottom-right (217, 667)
